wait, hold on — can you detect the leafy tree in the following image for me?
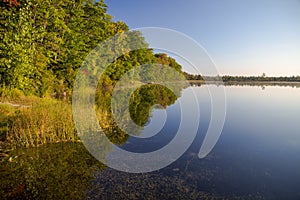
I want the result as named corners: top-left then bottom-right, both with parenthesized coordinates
top-left (1, 0), bottom-right (186, 97)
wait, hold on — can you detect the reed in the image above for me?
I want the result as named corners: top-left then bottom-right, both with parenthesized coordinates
top-left (2, 98), bottom-right (78, 148)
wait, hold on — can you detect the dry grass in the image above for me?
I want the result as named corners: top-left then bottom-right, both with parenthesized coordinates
top-left (0, 95), bottom-right (77, 148)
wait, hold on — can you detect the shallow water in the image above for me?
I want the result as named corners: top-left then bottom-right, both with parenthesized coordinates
top-left (91, 85), bottom-right (300, 199)
top-left (1, 84), bottom-right (300, 199)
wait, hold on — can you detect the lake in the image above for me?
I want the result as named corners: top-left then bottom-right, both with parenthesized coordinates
top-left (2, 84), bottom-right (300, 199)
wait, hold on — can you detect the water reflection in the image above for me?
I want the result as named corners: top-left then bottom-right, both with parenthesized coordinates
top-left (115, 83), bottom-right (300, 199)
top-left (1, 83), bottom-right (300, 199)
top-left (0, 142), bottom-right (104, 199)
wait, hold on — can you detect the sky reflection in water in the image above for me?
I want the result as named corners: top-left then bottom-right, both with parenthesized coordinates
top-left (117, 85), bottom-right (300, 199)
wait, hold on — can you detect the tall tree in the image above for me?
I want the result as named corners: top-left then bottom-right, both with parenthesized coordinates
top-left (1, 0), bottom-right (185, 96)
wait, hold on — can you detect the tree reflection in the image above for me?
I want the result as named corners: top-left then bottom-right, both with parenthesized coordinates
top-left (1, 82), bottom-right (187, 199)
top-left (0, 142), bottom-right (104, 199)
top-left (129, 84), bottom-right (177, 126)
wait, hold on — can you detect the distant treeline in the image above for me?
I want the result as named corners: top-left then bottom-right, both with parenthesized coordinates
top-left (184, 72), bottom-right (300, 82)
top-left (221, 75), bottom-right (300, 82)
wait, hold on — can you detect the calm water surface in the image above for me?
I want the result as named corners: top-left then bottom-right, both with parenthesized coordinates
top-left (2, 85), bottom-right (300, 199)
top-left (90, 85), bottom-right (300, 199)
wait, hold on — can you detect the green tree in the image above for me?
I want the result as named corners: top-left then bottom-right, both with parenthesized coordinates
top-left (1, 0), bottom-right (185, 97)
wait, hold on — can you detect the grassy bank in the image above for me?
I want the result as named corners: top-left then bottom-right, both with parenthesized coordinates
top-left (0, 89), bottom-right (77, 149)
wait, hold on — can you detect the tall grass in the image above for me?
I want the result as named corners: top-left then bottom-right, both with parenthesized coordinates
top-left (2, 98), bottom-right (78, 148)
top-left (0, 85), bottom-right (24, 102)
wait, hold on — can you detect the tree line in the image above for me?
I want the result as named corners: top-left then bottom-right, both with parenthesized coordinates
top-left (221, 75), bottom-right (300, 82)
top-left (1, 0), bottom-right (299, 99)
top-left (185, 74), bottom-right (300, 82)
top-left (0, 0), bottom-right (184, 97)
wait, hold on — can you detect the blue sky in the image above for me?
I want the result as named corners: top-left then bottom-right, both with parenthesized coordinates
top-left (106, 0), bottom-right (300, 76)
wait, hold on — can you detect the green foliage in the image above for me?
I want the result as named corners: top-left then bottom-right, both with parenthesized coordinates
top-left (0, 0), bottom-right (187, 148)
top-left (95, 87), bottom-right (130, 145)
top-left (1, 0), bottom-right (186, 96)
top-left (129, 84), bottom-right (178, 126)
top-left (0, 85), bottom-right (24, 101)
top-left (0, 0), bottom-right (127, 96)
top-left (183, 72), bottom-right (204, 81)
top-left (155, 53), bottom-right (182, 72)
